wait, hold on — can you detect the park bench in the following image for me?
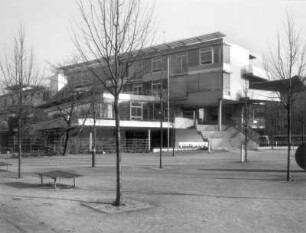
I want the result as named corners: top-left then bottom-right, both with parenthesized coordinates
top-left (0, 161), bottom-right (12, 171)
top-left (36, 170), bottom-right (82, 189)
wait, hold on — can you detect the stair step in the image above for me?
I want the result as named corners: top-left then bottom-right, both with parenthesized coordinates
top-left (197, 124), bottom-right (258, 150)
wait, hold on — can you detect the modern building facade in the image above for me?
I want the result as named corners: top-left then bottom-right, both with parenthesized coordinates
top-left (35, 32), bottom-right (276, 152)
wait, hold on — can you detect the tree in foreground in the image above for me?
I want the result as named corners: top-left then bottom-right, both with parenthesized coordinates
top-left (264, 14), bottom-right (306, 181)
top-left (0, 26), bottom-right (43, 178)
top-left (72, 0), bottom-right (154, 206)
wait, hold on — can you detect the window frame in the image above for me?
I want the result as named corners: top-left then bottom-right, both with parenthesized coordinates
top-left (133, 84), bottom-right (143, 95)
top-left (199, 48), bottom-right (214, 65)
top-left (172, 53), bottom-right (188, 74)
top-left (152, 57), bottom-right (162, 73)
top-left (130, 101), bottom-right (143, 120)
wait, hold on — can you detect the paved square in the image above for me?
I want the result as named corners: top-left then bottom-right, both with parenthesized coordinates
top-left (0, 149), bottom-right (305, 233)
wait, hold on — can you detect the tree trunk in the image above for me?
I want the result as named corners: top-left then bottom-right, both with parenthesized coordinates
top-left (92, 91), bottom-right (97, 168)
top-left (160, 87), bottom-right (163, 168)
top-left (270, 129), bottom-right (274, 150)
top-left (18, 84), bottom-right (22, 179)
top-left (92, 112), bottom-right (96, 167)
top-left (63, 130), bottom-right (70, 156)
top-left (286, 95), bottom-right (292, 181)
top-left (302, 117), bottom-right (305, 143)
top-left (18, 116), bottom-right (22, 178)
top-left (114, 95), bottom-right (122, 206)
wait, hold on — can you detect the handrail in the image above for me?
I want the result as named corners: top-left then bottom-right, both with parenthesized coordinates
top-left (228, 119), bottom-right (259, 143)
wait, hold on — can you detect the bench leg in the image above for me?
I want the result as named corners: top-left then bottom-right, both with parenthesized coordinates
top-left (73, 178), bottom-right (76, 188)
top-left (40, 175), bottom-right (43, 185)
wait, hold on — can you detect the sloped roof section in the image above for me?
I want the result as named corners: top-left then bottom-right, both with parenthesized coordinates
top-left (59, 32), bottom-right (226, 71)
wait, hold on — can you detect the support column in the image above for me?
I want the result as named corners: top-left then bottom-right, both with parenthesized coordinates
top-left (148, 129), bottom-right (151, 151)
top-left (218, 99), bottom-right (222, 131)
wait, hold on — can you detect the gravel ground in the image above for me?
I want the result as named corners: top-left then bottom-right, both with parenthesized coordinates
top-left (0, 149), bottom-right (305, 233)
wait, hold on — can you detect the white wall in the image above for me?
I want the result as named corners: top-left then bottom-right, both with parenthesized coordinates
top-left (224, 42), bottom-right (250, 101)
top-left (49, 73), bottom-right (67, 95)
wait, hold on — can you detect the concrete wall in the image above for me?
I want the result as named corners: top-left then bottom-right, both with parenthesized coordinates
top-left (224, 42), bottom-right (250, 101)
top-left (50, 73), bottom-right (67, 95)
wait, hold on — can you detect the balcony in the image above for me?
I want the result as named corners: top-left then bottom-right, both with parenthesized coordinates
top-left (242, 64), bottom-right (269, 81)
top-left (78, 117), bottom-right (172, 129)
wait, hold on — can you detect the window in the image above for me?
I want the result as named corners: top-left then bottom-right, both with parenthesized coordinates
top-left (223, 44), bottom-right (231, 63)
top-left (199, 48), bottom-right (213, 65)
top-left (98, 103), bottom-right (113, 119)
top-left (254, 106), bottom-right (265, 114)
top-left (152, 57), bottom-right (162, 72)
top-left (133, 84), bottom-right (143, 95)
top-left (276, 120), bottom-right (287, 131)
top-left (213, 46), bottom-right (222, 63)
top-left (105, 103), bottom-right (113, 118)
top-left (131, 61), bottom-right (143, 76)
top-left (130, 102), bottom-right (143, 120)
top-left (172, 53), bottom-right (188, 74)
top-left (152, 80), bottom-right (161, 95)
top-left (223, 73), bottom-right (231, 95)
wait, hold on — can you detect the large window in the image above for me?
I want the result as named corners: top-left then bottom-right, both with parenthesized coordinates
top-left (130, 102), bottom-right (143, 120)
top-left (223, 44), bottom-right (231, 63)
top-left (152, 57), bottom-right (162, 72)
top-left (199, 48), bottom-right (213, 65)
top-left (98, 103), bottom-right (113, 119)
top-left (172, 53), bottom-right (188, 74)
top-left (223, 73), bottom-right (231, 95)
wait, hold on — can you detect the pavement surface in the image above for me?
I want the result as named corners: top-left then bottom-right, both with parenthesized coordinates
top-left (0, 149), bottom-right (305, 233)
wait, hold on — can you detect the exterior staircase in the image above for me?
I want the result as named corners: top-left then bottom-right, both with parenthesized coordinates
top-left (196, 124), bottom-right (258, 150)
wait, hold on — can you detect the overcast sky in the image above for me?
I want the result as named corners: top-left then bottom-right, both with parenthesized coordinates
top-left (0, 0), bottom-right (306, 76)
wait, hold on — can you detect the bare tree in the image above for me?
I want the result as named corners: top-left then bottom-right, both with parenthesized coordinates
top-left (49, 78), bottom-right (92, 156)
top-left (0, 26), bottom-right (43, 178)
top-left (264, 13), bottom-right (306, 181)
top-left (72, 0), bottom-right (154, 206)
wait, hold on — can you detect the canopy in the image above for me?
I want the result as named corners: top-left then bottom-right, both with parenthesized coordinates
top-left (250, 76), bottom-right (306, 93)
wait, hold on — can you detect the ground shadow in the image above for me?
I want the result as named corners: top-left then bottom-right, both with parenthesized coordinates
top-left (211, 177), bottom-right (283, 181)
top-left (4, 182), bottom-right (76, 189)
top-left (198, 168), bottom-right (305, 173)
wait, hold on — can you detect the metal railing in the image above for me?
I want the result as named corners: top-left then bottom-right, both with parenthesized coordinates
top-left (229, 120), bottom-right (260, 143)
top-left (5, 136), bottom-right (150, 155)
